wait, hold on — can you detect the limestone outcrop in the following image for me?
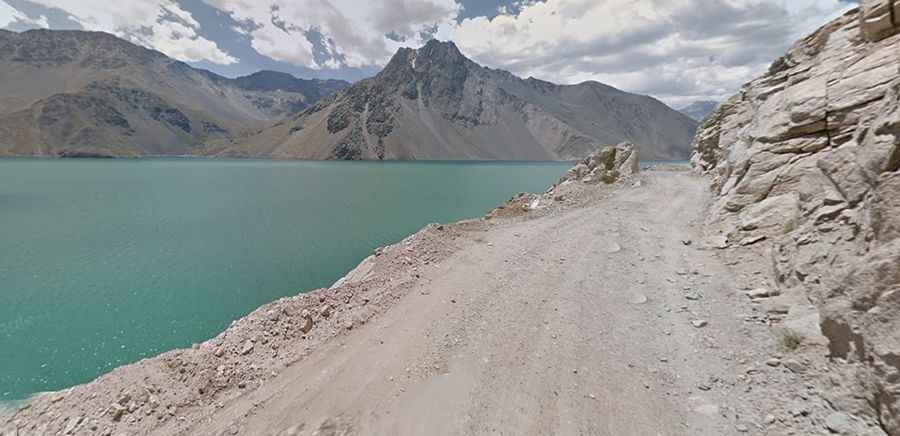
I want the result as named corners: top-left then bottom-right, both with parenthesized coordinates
top-left (692, 3), bottom-right (899, 433)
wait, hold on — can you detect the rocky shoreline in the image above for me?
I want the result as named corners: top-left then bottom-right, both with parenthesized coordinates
top-left (0, 145), bottom-right (640, 436)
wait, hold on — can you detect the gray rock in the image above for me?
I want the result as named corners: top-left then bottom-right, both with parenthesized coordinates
top-left (824, 411), bottom-right (855, 434)
top-left (707, 235), bottom-right (729, 249)
top-left (747, 288), bottom-right (779, 299)
top-left (299, 310), bottom-right (314, 334)
top-left (629, 293), bottom-right (648, 305)
top-left (110, 403), bottom-right (127, 421)
top-left (783, 359), bottom-right (805, 373)
top-left (240, 340), bottom-right (254, 356)
top-left (63, 416), bottom-right (82, 434)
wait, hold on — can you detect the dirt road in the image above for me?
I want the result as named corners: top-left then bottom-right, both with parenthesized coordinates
top-left (180, 171), bottom-right (787, 436)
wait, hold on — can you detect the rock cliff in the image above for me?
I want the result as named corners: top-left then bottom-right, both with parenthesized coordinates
top-left (692, 2), bottom-right (900, 433)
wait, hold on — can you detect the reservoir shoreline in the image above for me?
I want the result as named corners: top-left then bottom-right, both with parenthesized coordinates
top-left (1, 158), bottom-right (593, 433)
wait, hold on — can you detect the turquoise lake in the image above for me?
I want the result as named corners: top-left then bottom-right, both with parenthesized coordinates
top-left (0, 158), bottom-right (570, 401)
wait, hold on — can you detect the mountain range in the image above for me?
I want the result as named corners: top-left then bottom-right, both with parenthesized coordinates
top-left (0, 29), bottom-right (348, 157)
top-left (677, 100), bottom-right (718, 122)
top-left (0, 30), bottom-right (698, 161)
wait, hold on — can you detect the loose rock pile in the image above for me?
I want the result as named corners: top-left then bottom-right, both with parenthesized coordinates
top-left (692, 3), bottom-right (899, 434)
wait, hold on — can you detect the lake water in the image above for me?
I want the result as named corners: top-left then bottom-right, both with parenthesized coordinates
top-left (0, 158), bottom-right (570, 401)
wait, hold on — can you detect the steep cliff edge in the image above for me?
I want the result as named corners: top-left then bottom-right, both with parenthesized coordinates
top-left (692, 2), bottom-right (900, 433)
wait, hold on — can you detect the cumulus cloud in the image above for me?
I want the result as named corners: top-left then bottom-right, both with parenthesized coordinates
top-left (0, 0), bottom-right (49, 28)
top-left (3, 0), bottom-right (860, 104)
top-left (20, 0), bottom-right (237, 64)
top-left (449, 0), bottom-right (856, 106)
top-left (202, 0), bottom-right (460, 68)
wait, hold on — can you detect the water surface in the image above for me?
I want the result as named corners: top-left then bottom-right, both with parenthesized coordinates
top-left (0, 158), bottom-right (569, 400)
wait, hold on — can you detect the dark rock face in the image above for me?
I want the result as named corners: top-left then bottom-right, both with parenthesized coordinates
top-left (202, 121), bottom-right (227, 135)
top-left (38, 94), bottom-right (132, 135)
top-left (692, 4), bottom-right (900, 433)
top-left (87, 82), bottom-right (192, 133)
top-left (150, 107), bottom-right (191, 133)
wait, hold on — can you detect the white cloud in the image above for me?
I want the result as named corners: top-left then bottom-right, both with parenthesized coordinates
top-left (0, 0), bottom-right (49, 28)
top-left (4, 0), bottom-right (859, 103)
top-left (448, 0), bottom-right (856, 106)
top-left (202, 0), bottom-right (460, 68)
top-left (23, 0), bottom-right (238, 65)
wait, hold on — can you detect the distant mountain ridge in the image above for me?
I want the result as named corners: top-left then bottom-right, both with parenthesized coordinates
top-left (0, 31), bottom-right (696, 160)
top-left (0, 29), bottom-right (349, 157)
top-left (216, 40), bottom-right (699, 161)
top-left (677, 101), bottom-right (718, 122)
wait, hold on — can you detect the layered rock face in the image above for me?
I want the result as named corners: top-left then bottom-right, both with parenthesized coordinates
top-left (222, 40), bottom-right (697, 161)
top-left (692, 3), bottom-right (900, 433)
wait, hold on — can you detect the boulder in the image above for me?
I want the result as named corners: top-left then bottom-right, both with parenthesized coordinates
top-left (299, 310), bottom-right (314, 334)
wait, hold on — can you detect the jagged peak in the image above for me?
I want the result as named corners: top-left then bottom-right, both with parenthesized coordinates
top-left (382, 40), bottom-right (468, 72)
top-left (417, 39), bottom-right (462, 56)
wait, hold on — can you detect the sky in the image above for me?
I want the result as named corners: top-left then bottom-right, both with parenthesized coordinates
top-left (0, 0), bottom-right (858, 107)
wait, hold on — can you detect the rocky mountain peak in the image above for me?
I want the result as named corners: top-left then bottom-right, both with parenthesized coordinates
top-left (414, 40), bottom-right (465, 65)
top-left (379, 40), bottom-right (472, 86)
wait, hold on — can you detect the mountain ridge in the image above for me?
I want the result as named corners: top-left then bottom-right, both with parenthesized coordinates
top-left (677, 100), bottom-right (718, 122)
top-left (0, 32), bottom-right (696, 161)
top-left (0, 29), bottom-right (350, 157)
top-left (216, 40), bottom-right (698, 161)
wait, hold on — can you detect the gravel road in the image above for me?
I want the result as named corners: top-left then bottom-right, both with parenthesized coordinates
top-left (186, 171), bottom-right (786, 436)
